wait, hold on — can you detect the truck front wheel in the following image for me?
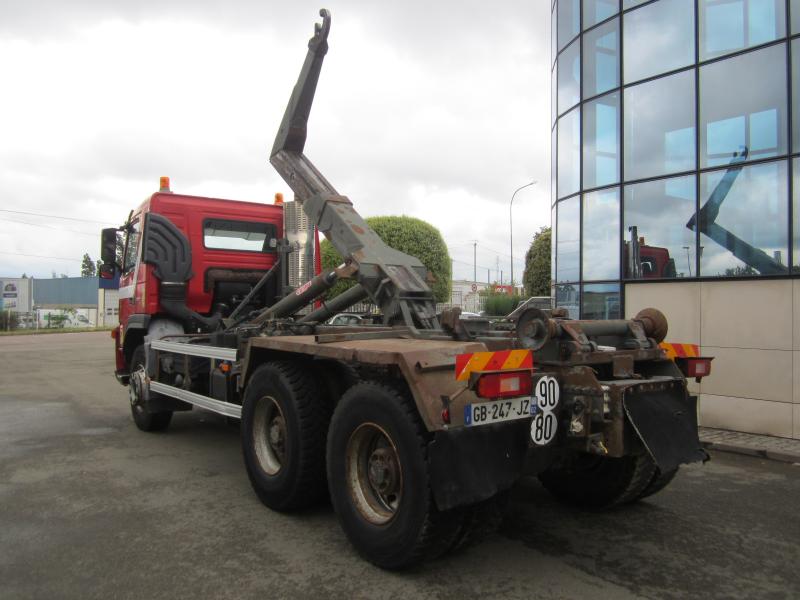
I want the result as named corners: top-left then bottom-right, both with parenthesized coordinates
top-left (241, 361), bottom-right (330, 511)
top-left (129, 345), bottom-right (172, 432)
top-left (326, 381), bottom-right (462, 570)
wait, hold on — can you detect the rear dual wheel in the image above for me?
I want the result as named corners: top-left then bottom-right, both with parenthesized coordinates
top-left (538, 452), bottom-right (665, 508)
top-left (327, 382), bottom-right (468, 570)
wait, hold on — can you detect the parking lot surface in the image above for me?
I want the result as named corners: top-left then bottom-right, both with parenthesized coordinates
top-left (1, 332), bottom-right (798, 599)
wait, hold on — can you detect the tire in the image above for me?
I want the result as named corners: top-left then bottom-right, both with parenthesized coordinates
top-left (638, 467), bottom-right (679, 500)
top-left (128, 345), bottom-right (172, 432)
top-left (538, 452), bottom-right (657, 509)
top-left (326, 381), bottom-right (463, 570)
top-left (241, 361), bottom-right (330, 511)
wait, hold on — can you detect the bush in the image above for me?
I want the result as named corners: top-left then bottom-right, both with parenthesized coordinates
top-left (320, 215), bottom-right (451, 303)
top-left (483, 293), bottom-right (523, 317)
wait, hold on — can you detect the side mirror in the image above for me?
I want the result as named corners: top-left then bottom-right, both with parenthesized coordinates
top-left (100, 228), bottom-right (119, 278)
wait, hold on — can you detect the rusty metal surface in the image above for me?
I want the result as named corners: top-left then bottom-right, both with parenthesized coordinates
top-left (248, 335), bottom-right (487, 430)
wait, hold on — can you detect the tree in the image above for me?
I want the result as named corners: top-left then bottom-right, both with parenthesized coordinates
top-left (81, 253), bottom-right (96, 278)
top-left (523, 226), bottom-right (551, 297)
top-left (320, 215), bottom-right (451, 302)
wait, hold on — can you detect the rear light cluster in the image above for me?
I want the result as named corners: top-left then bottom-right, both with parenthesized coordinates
top-left (476, 371), bottom-right (532, 399)
top-left (675, 356), bottom-right (714, 382)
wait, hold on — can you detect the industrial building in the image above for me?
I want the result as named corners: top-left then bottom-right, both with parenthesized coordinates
top-left (551, 0), bottom-right (800, 438)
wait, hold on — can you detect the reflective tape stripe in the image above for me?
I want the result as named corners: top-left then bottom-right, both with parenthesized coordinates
top-left (455, 349), bottom-right (532, 381)
top-left (659, 342), bottom-right (700, 359)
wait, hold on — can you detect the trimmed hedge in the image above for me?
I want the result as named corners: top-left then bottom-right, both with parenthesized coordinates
top-left (320, 215), bottom-right (451, 302)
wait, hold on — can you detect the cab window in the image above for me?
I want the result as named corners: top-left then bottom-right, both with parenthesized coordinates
top-left (122, 219), bottom-right (141, 272)
top-left (203, 219), bottom-right (277, 252)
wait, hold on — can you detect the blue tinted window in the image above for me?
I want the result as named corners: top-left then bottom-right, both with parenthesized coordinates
top-left (557, 196), bottom-right (580, 282)
top-left (558, 0), bottom-right (581, 52)
top-left (583, 92), bottom-right (620, 188)
top-left (698, 160), bottom-right (788, 276)
top-left (558, 39), bottom-right (581, 114)
top-left (552, 126), bottom-right (558, 204)
top-left (700, 44), bottom-right (787, 168)
top-left (624, 70), bottom-right (696, 181)
top-left (582, 188), bottom-right (620, 280)
top-left (551, 204), bottom-right (557, 280)
top-left (793, 40), bottom-right (800, 153)
top-left (624, 175), bottom-right (697, 279)
top-left (794, 0), bottom-right (800, 34)
top-left (624, 0), bottom-right (695, 84)
top-left (556, 284), bottom-right (580, 318)
top-left (623, 0), bottom-right (648, 8)
top-left (582, 283), bottom-right (621, 319)
top-left (583, 18), bottom-right (619, 99)
top-left (558, 107), bottom-right (581, 199)
top-left (583, 0), bottom-right (618, 29)
top-left (793, 159), bottom-right (800, 272)
top-left (700, 0), bottom-right (785, 60)
top-left (552, 7), bottom-right (558, 66)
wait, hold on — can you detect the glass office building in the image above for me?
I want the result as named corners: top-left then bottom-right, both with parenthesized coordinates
top-left (552, 0), bottom-right (800, 438)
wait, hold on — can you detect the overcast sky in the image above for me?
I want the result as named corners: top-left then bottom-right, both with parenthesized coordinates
top-left (0, 0), bottom-right (551, 284)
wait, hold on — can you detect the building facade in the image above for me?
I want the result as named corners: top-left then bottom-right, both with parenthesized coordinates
top-left (552, 0), bottom-right (800, 438)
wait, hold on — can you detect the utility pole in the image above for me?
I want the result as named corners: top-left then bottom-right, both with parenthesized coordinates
top-left (509, 180), bottom-right (537, 288)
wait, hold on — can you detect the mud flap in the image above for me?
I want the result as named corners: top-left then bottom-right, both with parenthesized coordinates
top-left (623, 389), bottom-right (708, 473)
top-left (428, 421), bottom-right (528, 511)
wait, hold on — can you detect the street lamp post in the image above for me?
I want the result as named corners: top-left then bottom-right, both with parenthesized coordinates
top-left (509, 180), bottom-right (537, 289)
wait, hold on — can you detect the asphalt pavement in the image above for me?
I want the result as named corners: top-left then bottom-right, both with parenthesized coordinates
top-left (1, 332), bottom-right (798, 600)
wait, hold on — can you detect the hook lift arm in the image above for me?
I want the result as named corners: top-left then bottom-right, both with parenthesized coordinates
top-left (269, 9), bottom-right (439, 330)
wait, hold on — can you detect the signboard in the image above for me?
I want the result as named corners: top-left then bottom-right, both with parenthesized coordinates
top-left (0, 278), bottom-right (32, 312)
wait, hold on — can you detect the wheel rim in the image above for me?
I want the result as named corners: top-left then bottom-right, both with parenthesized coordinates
top-left (253, 395), bottom-right (287, 475)
top-left (346, 422), bottom-right (403, 525)
top-left (129, 366), bottom-right (146, 416)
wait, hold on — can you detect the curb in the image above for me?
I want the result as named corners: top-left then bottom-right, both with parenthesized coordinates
top-left (700, 440), bottom-right (800, 464)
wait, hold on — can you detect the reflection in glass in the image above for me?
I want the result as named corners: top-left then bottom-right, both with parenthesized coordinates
top-left (624, 175), bottom-right (696, 279)
top-left (555, 284), bottom-right (580, 319)
top-left (793, 40), bottom-right (800, 154)
top-left (582, 283), bottom-right (621, 320)
top-left (583, 0), bottom-right (618, 30)
top-left (551, 127), bottom-right (558, 204)
top-left (794, 159), bottom-right (800, 272)
top-left (552, 5), bottom-right (558, 66)
top-left (583, 92), bottom-right (619, 189)
top-left (583, 18), bottom-right (619, 99)
top-left (557, 196), bottom-right (580, 282)
top-left (623, 0), bottom-right (694, 84)
top-left (624, 70), bottom-right (696, 181)
top-left (551, 64), bottom-right (558, 125)
top-left (558, 39), bottom-right (581, 114)
top-left (794, 0), bottom-right (800, 34)
top-left (698, 160), bottom-right (788, 277)
top-left (623, 0), bottom-right (649, 8)
top-left (558, 107), bottom-right (581, 199)
top-left (700, 0), bottom-right (785, 60)
top-left (583, 188), bottom-right (620, 281)
top-left (700, 44), bottom-right (787, 168)
top-left (551, 204), bottom-right (557, 280)
top-left (558, 0), bottom-right (581, 52)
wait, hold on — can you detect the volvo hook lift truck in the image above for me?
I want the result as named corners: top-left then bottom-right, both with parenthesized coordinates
top-left (102, 9), bottom-right (711, 569)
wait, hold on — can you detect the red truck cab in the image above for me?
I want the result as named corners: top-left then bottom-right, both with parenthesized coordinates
top-left (103, 178), bottom-right (284, 382)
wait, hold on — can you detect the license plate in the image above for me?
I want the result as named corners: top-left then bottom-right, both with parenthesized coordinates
top-left (464, 397), bottom-right (531, 426)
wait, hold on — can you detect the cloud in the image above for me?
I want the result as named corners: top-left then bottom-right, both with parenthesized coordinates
top-left (0, 2), bottom-right (551, 281)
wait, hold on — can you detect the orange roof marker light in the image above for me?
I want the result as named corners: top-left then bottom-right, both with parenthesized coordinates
top-left (159, 176), bottom-right (171, 192)
top-left (274, 192), bottom-right (284, 205)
